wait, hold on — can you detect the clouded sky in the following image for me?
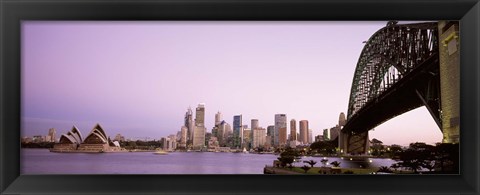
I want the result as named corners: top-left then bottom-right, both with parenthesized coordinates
top-left (21, 21), bottom-right (442, 146)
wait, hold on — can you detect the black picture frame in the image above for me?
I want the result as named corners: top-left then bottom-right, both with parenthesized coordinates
top-left (1, 0), bottom-right (479, 194)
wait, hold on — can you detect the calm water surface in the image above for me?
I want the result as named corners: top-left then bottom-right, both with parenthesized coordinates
top-left (21, 149), bottom-right (398, 174)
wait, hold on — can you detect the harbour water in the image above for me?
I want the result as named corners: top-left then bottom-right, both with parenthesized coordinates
top-left (21, 149), bottom-right (398, 174)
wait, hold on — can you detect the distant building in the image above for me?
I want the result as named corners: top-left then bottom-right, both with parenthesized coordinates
top-left (339, 112), bottom-right (346, 127)
top-left (233, 115), bottom-right (243, 148)
top-left (265, 135), bottom-right (272, 149)
top-left (289, 140), bottom-right (300, 148)
top-left (274, 114), bottom-right (287, 147)
top-left (193, 104), bottom-right (206, 150)
top-left (32, 135), bottom-right (45, 143)
top-left (113, 133), bottom-right (125, 142)
top-left (251, 119), bottom-right (259, 143)
top-left (242, 128), bottom-right (251, 149)
top-left (207, 136), bottom-right (219, 150)
top-left (21, 137), bottom-right (33, 143)
top-left (184, 107), bottom-right (194, 144)
top-left (330, 125), bottom-right (340, 140)
top-left (215, 111), bottom-right (222, 126)
top-left (323, 129), bottom-right (330, 141)
top-left (290, 119), bottom-right (297, 141)
top-left (161, 135), bottom-right (177, 152)
top-left (179, 126), bottom-right (187, 148)
top-left (299, 120), bottom-right (309, 144)
top-left (315, 135), bottom-right (324, 142)
top-left (46, 128), bottom-right (56, 142)
top-left (217, 120), bottom-right (232, 147)
top-left (266, 125), bottom-right (274, 147)
top-left (308, 129), bottom-right (313, 144)
top-left (252, 128), bottom-right (266, 148)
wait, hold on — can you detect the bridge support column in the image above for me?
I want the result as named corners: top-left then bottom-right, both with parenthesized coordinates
top-left (438, 21), bottom-right (460, 143)
top-left (341, 131), bottom-right (369, 155)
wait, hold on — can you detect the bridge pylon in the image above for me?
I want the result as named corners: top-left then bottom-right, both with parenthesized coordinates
top-left (438, 21), bottom-right (460, 143)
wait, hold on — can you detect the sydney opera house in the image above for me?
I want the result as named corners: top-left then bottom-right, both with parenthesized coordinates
top-left (51, 123), bottom-right (124, 153)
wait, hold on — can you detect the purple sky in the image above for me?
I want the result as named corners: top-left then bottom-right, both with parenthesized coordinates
top-left (21, 21), bottom-right (442, 146)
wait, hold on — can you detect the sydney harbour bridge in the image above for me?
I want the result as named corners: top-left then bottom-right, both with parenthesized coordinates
top-left (339, 21), bottom-right (460, 154)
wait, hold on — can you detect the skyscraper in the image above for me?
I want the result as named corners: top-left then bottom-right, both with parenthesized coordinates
top-left (274, 114), bottom-right (287, 147)
top-left (251, 119), bottom-right (259, 144)
top-left (267, 125), bottom-right (274, 147)
top-left (184, 107), bottom-right (194, 144)
top-left (47, 128), bottom-right (56, 142)
top-left (290, 119), bottom-right (297, 141)
top-left (252, 128), bottom-right (266, 148)
top-left (339, 112), bottom-right (346, 127)
top-left (215, 111), bottom-right (222, 126)
top-left (179, 126), bottom-right (187, 148)
top-left (308, 129), bottom-right (313, 144)
top-left (323, 128), bottom-right (330, 141)
top-left (267, 125), bottom-right (274, 137)
top-left (299, 120), bottom-right (309, 144)
top-left (193, 104), bottom-right (206, 149)
top-left (233, 115), bottom-right (243, 148)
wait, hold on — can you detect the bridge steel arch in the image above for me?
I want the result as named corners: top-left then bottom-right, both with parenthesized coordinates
top-left (340, 22), bottom-right (443, 154)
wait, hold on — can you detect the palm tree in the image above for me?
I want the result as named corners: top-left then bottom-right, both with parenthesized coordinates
top-left (330, 161), bottom-right (341, 168)
top-left (422, 160), bottom-right (435, 172)
top-left (303, 160), bottom-right (317, 167)
top-left (390, 163), bottom-right (400, 172)
top-left (377, 166), bottom-right (392, 173)
top-left (320, 159), bottom-right (329, 167)
top-left (301, 165), bottom-right (311, 173)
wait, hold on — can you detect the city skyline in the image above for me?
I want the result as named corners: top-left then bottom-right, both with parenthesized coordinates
top-left (22, 21), bottom-right (442, 146)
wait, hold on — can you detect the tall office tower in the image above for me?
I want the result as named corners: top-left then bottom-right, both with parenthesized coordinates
top-left (217, 121), bottom-right (226, 146)
top-left (184, 107), bottom-right (194, 144)
top-left (323, 128), bottom-right (330, 141)
top-left (233, 115), bottom-right (243, 148)
top-left (330, 125), bottom-right (340, 140)
top-left (251, 119), bottom-right (259, 130)
top-left (274, 114), bottom-right (287, 147)
top-left (47, 128), bottom-right (56, 142)
top-left (267, 125), bottom-right (274, 146)
top-left (290, 119), bottom-right (297, 141)
top-left (193, 104), bottom-right (206, 149)
top-left (299, 120), bottom-right (309, 144)
top-left (308, 129), bottom-right (313, 144)
top-left (252, 128), bottom-right (266, 148)
top-left (242, 128), bottom-right (251, 149)
top-left (339, 112), bottom-right (346, 127)
top-left (267, 125), bottom-right (274, 137)
top-left (251, 119), bottom-right (259, 142)
top-left (179, 126), bottom-right (187, 148)
top-left (215, 111), bottom-right (222, 126)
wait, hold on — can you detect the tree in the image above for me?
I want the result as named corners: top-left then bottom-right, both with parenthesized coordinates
top-left (390, 163), bottom-right (400, 172)
top-left (397, 142), bottom-right (435, 173)
top-left (301, 165), bottom-right (311, 173)
top-left (303, 160), bottom-right (317, 168)
top-left (309, 141), bottom-right (336, 155)
top-left (277, 148), bottom-right (301, 168)
top-left (377, 166), bottom-right (392, 173)
top-left (434, 143), bottom-right (459, 173)
top-left (423, 160), bottom-right (435, 172)
top-left (330, 161), bottom-right (341, 168)
top-left (320, 159), bottom-right (329, 167)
